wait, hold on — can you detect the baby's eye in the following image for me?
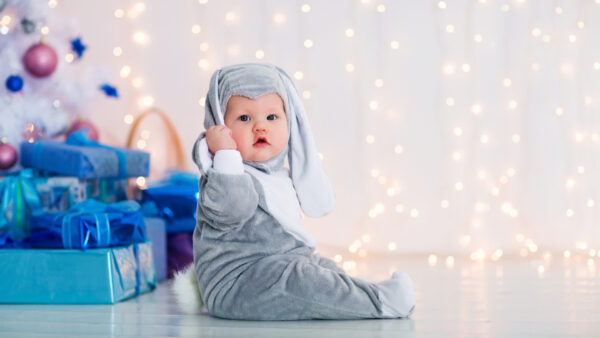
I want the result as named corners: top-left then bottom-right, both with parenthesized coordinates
top-left (239, 115), bottom-right (250, 122)
top-left (267, 114), bottom-right (277, 121)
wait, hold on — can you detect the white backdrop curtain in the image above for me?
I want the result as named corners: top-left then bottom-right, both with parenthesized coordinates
top-left (55, 0), bottom-right (600, 256)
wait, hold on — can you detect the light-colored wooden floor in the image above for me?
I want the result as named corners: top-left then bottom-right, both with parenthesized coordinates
top-left (1, 252), bottom-right (599, 337)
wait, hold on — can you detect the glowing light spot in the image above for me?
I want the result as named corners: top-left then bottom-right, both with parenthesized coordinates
top-left (120, 65), bottom-right (131, 78)
top-left (273, 13), bottom-right (286, 24)
top-left (345, 28), bottom-right (355, 38)
top-left (366, 135), bottom-right (375, 144)
top-left (132, 31), bottom-right (150, 45)
top-left (369, 100), bottom-right (379, 110)
top-left (198, 59), bottom-right (210, 70)
top-left (225, 11), bottom-right (237, 22)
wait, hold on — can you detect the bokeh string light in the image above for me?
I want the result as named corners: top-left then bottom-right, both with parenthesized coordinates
top-left (86, 0), bottom-right (600, 276)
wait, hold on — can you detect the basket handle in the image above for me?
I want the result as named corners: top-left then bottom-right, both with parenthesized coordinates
top-left (125, 107), bottom-right (186, 169)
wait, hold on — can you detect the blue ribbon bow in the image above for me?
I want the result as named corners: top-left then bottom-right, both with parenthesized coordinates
top-left (59, 199), bottom-right (142, 249)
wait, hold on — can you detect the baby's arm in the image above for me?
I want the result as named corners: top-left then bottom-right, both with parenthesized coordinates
top-left (197, 126), bottom-right (258, 230)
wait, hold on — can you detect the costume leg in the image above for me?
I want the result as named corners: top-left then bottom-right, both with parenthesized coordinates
top-left (312, 253), bottom-right (344, 273)
top-left (209, 254), bottom-right (385, 320)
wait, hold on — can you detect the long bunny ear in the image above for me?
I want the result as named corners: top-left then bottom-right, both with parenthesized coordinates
top-left (192, 69), bottom-right (223, 175)
top-left (277, 67), bottom-right (335, 217)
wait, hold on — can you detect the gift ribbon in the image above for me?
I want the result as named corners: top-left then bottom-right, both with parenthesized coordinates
top-left (65, 131), bottom-right (128, 177)
top-left (0, 169), bottom-right (42, 239)
top-left (58, 199), bottom-right (141, 249)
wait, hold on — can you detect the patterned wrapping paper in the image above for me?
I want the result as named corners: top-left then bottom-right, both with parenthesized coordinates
top-left (0, 241), bottom-right (156, 304)
top-left (34, 176), bottom-right (128, 212)
top-left (20, 137), bottom-right (149, 179)
top-left (29, 199), bottom-right (146, 249)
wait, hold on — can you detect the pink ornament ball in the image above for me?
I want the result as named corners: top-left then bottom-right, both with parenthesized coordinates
top-left (67, 119), bottom-right (100, 141)
top-left (0, 143), bottom-right (18, 170)
top-left (23, 42), bottom-right (58, 78)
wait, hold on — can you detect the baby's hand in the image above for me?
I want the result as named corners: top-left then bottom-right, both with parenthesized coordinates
top-left (206, 125), bottom-right (237, 154)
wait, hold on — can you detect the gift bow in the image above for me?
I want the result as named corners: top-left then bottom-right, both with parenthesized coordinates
top-left (59, 199), bottom-right (141, 249)
top-left (0, 169), bottom-right (42, 240)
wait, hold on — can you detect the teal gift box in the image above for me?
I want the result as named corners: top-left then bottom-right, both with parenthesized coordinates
top-left (34, 176), bottom-right (128, 212)
top-left (0, 241), bottom-right (156, 304)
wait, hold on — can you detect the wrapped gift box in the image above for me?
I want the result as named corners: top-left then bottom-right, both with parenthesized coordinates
top-left (34, 176), bottom-right (128, 212)
top-left (139, 171), bottom-right (199, 233)
top-left (29, 200), bottom-right (145, 249)
top-left (0, 170), bottom-right (43, 242)
top-left (20, 139), bottom-right (149, 179)
top-left (144, 217), bottom-right (167, 282)
top-left (0, 241), bottom-right (156, 304)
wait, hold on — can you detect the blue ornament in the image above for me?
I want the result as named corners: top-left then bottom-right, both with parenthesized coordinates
top-left (100, 83), bottom-right (119, 98)
top-left (70, 37), bottom-right (87, 59)
top-left (5, 75), bottom-right (23, 92)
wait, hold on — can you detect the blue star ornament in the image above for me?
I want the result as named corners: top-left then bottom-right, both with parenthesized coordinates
top-left (100, 83), bottom-right (119, 98)
top-left (70, 37), bottom-right (87, 59)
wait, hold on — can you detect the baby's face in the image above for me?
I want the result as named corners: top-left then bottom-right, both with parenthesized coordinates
top-left (224, 93), bottom-right (288, 162)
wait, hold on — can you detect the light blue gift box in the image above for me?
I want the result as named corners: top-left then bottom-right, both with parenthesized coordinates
top-left (0, 242), bottom-right (156, 304)
top-left (144, 217), bottom-right (166, 282)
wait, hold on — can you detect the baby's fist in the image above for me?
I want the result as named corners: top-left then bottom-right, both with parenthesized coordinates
top-left (206, 125), bottom-right (237, 154)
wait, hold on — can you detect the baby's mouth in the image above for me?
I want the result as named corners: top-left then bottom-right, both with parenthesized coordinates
top-left (253, 136), bottom-right (270, 146)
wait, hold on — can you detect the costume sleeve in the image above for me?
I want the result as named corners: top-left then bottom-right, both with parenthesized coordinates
top-left (197, 166), bottom-right (258, 231)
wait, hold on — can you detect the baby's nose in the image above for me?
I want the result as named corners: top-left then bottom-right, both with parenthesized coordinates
top-left (254, 123), bottom-right (267, 132)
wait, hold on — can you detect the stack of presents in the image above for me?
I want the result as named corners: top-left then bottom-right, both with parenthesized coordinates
top-left (0, 132), bottom-right (199, 304)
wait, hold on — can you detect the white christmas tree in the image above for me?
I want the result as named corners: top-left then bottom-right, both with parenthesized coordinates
top-left (0, 0), bottom-right (115, 172)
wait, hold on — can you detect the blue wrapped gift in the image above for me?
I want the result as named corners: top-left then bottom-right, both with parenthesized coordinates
top-left (139, 171), bottom-right (199, 233)
top-left (0, 170), bottom-right (43, 242)
top-left (20, 132), bottom-right (149, 179)
top-left (34, 176), bottom-right (128, 212)
top-left (0, 241), bottom-right (156, 304)
top-left (29, 199), bottom-right (145, 249)
top-left (144, 217), bottom-right (167, 282)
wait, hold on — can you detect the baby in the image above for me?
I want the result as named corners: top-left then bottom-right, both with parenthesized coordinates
top-left (174, 63), bottom-right (415, 320)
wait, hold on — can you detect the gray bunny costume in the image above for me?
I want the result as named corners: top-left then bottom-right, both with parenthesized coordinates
top-left (191, 63), bottom-right (415, 320)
